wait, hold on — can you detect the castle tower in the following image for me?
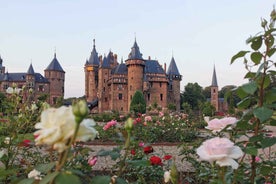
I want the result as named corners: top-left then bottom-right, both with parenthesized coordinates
top-left (210, 66), bottom-right (219, 111)
top-left (84, 39), bottom-right (99, 102)
top-left (125, 39), bottom-right (145, 111)
top-left (167, 56), bottom-right (182, 111)
top-left (26, 63), bottom-right (35, 89)
top-left (44, 53), bottom-right (65, 105)
top-left (0, 56), bottom-right (5, 74)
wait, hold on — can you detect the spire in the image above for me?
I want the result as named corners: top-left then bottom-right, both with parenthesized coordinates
top-left (0, 55), bottom-right (2, 67)
top-left (211, 65), bottom-right (218, 87)
top-left (88, 38), bottom-right (100, 65)
top-left (167, 56), bottom-right (180, 76)
top-left (27, 63), bottom-right (35, 75)
top-left (128, 39), bottom-right (143, 60)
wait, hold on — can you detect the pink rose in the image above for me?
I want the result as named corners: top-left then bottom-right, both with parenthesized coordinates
top-left (139, 142), bottom-right (145, 147)
top-left (196, 137), bottom-right (243, 169)
top-left (88, 156), bottom-right (97, 166)
top-left (205, 117), bottom-right (237, 133)
top-left (103, 120), bottom-right (117, 131)
top-left (145, 116), bottom-right (152, 122)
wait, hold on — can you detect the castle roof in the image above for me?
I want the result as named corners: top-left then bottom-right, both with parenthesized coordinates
top-left (88, 39), bottom-right (100, 65)
top-left (128, 39), bottom-right (143, 60)
top-left (211, 66), bottom-right (218, 87)
top-left (112, 63), bottom-right (127, 74)
top-left (45, 53), bottom-right (64, 72)
top-left (27, 63), bottom-right (35, 75)
top-left (101, 56), bottom-right (110, 68)
top-left (0, 72), bottom-right (48, 83)
top-left (145, 60), bottom-right (165, 74)
top-left (167, 57), bottom-right (180, 75)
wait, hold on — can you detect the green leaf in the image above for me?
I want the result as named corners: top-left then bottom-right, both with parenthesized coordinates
top-left (116, 178), bottom-right (129, 184)
top-left (241, 81), bottom-right (258, 95)
top-left (250, 52), bottom-right (263, 65)
top-left (35, 162), bottom-right (56, 173)
top-left (231, 50), bottom-right (250, 64)
top-left (249, 135), bottom-right (263, 143)
top-left (17, 178), bottom-right (35, 184)
top-left (244, 146), bottom-right (258, 156)
top-left (244, 72), bottom-right (255, 79)
top-left (40, 172), bottom-right (59, 184)
top-left (127, 159), bottom-right (150, 166)
top-left (260, 165), bottom-right (272, 175)
top-left (237, 97), bottom-right (251, 109)
top-left (267, 47), bottom-right (276, 57)
top-left (236, 86), bottom-right (248, 98)
top-left (251, 36), bottom-right (262, 50)
top-left (269, 119), bottom-right (276, 125)
top-left (260, 137), bottom-right (276, 148)
top-left (54, 172), bottom-right (81, 184)
top-left (253, 107), bottom-right (273, 123)
top-left (90, 176), bottom-right (111, 184)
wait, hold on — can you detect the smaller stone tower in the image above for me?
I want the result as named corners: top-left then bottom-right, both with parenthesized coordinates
top-left (44, 53), bottom-right (65, 104)
top-left (167, 56), bottom-right (182, 111)
top-left (126, 39), bottom-right (145, 111)
top-left (210, 66), bottom-right (219, 111)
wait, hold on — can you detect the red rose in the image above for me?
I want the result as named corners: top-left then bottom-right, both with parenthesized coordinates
top-left (131, 149), bottom-right (136, 155)
top-left (163, 155), bottom-right (172, 160)
top-left (20, 139), bottom-right (31, 147)
top-left (150, 156), bottom-right (162, 166)
top-left (144, 146), bottom-right (153, 154)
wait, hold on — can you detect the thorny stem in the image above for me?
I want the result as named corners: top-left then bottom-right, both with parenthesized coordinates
top-left (117, 131), bottom-right (131, 177)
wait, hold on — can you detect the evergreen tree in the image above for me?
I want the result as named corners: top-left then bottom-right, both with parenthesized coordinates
top-left (130, 90), bottom-right (146, 114)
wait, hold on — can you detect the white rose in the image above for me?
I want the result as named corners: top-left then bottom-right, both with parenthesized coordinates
top-left (164, 170), bottom-right (171, 183)
top-left (205, 117), bottom-right (237, 133)
top-left (28, 169), bottom-right (42, 180)
top-left (77, 119), bottom-right (98, 142)
top-left (34, 106), bottom-right (76, 153)
top-left (196, 137), bottom-right (243, 169)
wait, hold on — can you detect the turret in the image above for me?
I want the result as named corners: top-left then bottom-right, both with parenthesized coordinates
top-left (125, 39), bottom-right (145, 111)
top-left (167, 56), bottom-right (182, 111)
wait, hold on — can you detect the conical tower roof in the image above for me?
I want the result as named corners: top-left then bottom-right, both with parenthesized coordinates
top-left (45, 53), bottom-right (64, 72)
top-left (211, 66), bottom-right (218, 87)
top-left (128, 39), bottom-right (143, 60)
top-left (88, 39), bottom-right (100, 65)
top-left (27, 63), bottom-right (35, 75)
top-left (167, 56), bottom-right (180, 75)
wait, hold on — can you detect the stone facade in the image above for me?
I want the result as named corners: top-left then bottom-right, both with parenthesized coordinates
top-left (84, 39), bottom-right (182, 113)
top-left (0, 53), bottom-right (65, 105)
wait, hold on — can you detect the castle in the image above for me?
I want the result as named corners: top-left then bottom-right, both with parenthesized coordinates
top-left (84, 39), bottom-right (182, 113)
top-left (0, 53), bottom-right (65, 105)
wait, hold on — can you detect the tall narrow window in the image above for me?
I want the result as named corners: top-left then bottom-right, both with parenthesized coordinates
top-left (148, 94), bottom-right (150, 101)
top-left (118, 93), bottom-right (123, 100)
top-left (160, 94), bottom-right (163, 101)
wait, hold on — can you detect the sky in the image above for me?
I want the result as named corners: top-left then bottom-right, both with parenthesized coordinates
top-left (0, 0), bottom-right (276, 98)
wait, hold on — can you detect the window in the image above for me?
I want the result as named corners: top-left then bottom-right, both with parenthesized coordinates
top-left (130, 85), bottom-right (132, 90)
top-left (148, 94), bottom-right (150, 101)
top-left (3, 84), bottom-right (8, 90)
top-left (105, 97), bottom-right (108, 102)
top-left (38, 85), bottom-right (44, 92)
top-left (118, 84), bottom-right (122, 90)
top-left (118, 93), bottom-right (123, 100)
top-left (160, 94), bottom-right (163, 101)
top-left (160, 82), bottom-right (162, 87)
top-left (130, 95), bottom-right (132, 100)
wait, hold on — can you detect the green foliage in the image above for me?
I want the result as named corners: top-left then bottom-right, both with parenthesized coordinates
top-left (181, 82), bottom-right (205, 110)
top-left (200, 101), bottom-right (216, 117)
top-left (130, 90), bottom-right (146, 114)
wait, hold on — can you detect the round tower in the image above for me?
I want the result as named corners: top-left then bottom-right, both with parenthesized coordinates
top-left (44, 53), bottom-right (65, 105)
top-left (125, 39), bottom-right (145, 111)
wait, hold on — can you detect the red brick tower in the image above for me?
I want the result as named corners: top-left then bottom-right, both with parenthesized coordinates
top-left (44, 53), bottom-right (65, 104)
top-left (84, 39), bottom-right (99, 102)
top-left (211, 66), bottom-right (219, 111)
top-left (125, 39), bottom-right (145, 111)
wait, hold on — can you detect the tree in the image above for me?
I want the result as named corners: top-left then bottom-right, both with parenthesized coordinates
top-left (130, 90), bottom-right (146, 114)
top-left (200, 101), bottom-right (216, 117)
top-left (181, 83), bottom-right (205, 110)
top-left (202, 86), bottom-right (211, 99)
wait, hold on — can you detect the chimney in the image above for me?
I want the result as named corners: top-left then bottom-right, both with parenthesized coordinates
top-left (164, 63), bottom-right (166, 73)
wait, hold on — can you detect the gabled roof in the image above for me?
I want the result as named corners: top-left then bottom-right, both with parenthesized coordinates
top-left (167, 57), bottom-right (180, 75)
top-left (128, 39), bottom-right (143, 60)
top-left (211, 66), bottom-right (218, 87)
top-left (27, 63), bottom-right (35, 75)
top-left (0, 73), bottom-right (49, 83)
top-left (45, 53), bottom-right (64, 72)
top-left (87, 39), bottom-right (100, 65)
top-left (145, 60), bottom-right (165, 74)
